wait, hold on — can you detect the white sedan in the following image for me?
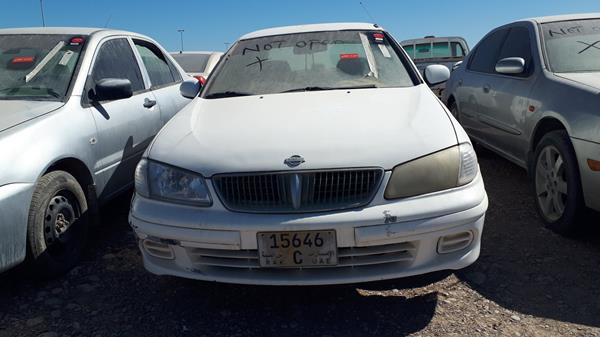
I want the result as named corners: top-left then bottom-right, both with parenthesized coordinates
top-left (130, 23), bottom-right (488, 285)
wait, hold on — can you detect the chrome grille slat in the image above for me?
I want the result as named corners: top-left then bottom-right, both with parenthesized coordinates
top-left (338, 251), bottom-right (413, 267)
top-left (213, 169), bottom-right (383, 213)
top-left (337, 243), bottom-right (416, 257)
top-left (187, 241), bottom-right (415, 270)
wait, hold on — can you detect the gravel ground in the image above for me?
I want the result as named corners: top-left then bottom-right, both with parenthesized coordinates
top-left (1, 149), bottom-right (599, 337)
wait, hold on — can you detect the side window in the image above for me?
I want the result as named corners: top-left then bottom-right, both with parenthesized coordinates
top-left (91, 38), bottom-right (144, 92)
top-left (402, 45), bottom-right (415, 58)
top-left (451, 42), bottom-right (465, 57)
top-left (468, 29), bottom-right (509, 73)
top-left (133, 40), bottom-right (178, 88)
top-left (497, 27), bottom-right (533, 76)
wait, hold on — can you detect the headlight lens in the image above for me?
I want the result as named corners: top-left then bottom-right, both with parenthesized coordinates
top-left (134, 159), bottom-right (212, 206)
top-left (384, 143), bottom-right (478, 199)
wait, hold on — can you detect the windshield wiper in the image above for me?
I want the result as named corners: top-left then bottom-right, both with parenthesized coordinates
top-left (204, 91), bottom-right (252, 99)
top-left (281, 86), bottom-right (335, 93)
top-left (282, 84), bottom-right (377, 93)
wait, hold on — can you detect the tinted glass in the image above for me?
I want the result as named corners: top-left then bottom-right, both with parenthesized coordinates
top-left (498, 27), bottom-right (533, 75)
top-left (432, 42), bottom-right (451, 58)
top-left (469, 29), bottom-right (509, 73)
top-left (204, 30), bottom-right (415, 98)
top-left (415, 43), bottom-right (431, 59)
top-left (0, 34), bottom-right (85, 101)
top-left (92, 38), bottom-right (144, 92)
top-left (451, 42), bottom-right (466, 57)
top-left (402, 45), bottom-right (415, 58)
top-left (134, 41), bottom-right (175, 87)
top-left (171, 53), bottom-right (210, 73)
top-left (542, 19), bottom-right (600, 72)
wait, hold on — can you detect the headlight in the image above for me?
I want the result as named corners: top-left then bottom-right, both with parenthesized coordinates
top-left (384, 143), bottom-right (478, 199)
top-left (134, 159), bottom-right (212, 206)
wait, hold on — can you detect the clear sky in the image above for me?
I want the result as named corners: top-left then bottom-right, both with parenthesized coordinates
top-left (1, 0), bottom-right (599, 52)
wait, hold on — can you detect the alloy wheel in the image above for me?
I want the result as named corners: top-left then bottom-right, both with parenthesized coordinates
top-left (535, 145), bottom-right (568, 222)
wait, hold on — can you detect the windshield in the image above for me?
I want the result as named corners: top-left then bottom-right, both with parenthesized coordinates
top-left (203, 30), bottom-right (415, 98)
top-left (0, 34), bottom-right (85, 101)
top-left (542, 19), bottom-right (600, 73)
top-left (171, 53), bottom-right (210, 73)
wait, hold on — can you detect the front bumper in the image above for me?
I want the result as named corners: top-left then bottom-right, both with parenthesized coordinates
top-left (129, 172), bottom-right (488, 285)
top-left (0, 183), bottom-right (34, 272)
top-left (571, 138), bottom-right (600, 211)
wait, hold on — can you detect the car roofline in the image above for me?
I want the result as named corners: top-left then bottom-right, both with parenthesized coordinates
top-left (239, 22), bottom-right (382, 40)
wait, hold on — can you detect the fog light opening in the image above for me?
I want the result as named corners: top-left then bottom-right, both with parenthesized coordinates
top-left (437, 231), bottom-right (474, 254)
top-left (143, 239), bottom-right (175, 260)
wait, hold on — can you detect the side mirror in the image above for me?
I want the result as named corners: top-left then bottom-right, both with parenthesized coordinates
top-left (495, 57), bottom-right (525, 74)
top-left (93, 78), bottom-right (133, 101)
top-left (180, 78), bottom-right (201, 99)
top-left (424, 64), bottom-right (451, 86)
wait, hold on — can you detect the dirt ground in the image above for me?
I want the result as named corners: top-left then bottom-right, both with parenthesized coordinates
top-left (1, 149), bottom-right (599, 337)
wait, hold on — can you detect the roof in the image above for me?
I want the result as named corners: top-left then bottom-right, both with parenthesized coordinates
top-left (0, 27), bottom-right (134, 36)
top-left (240, 22), bottom-right (382, 40)
top-left (169, 51), bottom-right (223, 56)
top-left (525, 12), bottom-right (600, 24)
top-left (400, 36), bottom-right (467, 45)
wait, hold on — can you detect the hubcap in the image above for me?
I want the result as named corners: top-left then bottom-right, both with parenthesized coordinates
top-left (44, 192), bottom-right (79, 250)
top-left (535, 146), bottom-right (568, 222)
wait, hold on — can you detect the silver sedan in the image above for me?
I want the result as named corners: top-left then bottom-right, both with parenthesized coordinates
top-left (443, 13), bottom-right (600, 235)
top-left (0, 28), bottom-right (191, 276)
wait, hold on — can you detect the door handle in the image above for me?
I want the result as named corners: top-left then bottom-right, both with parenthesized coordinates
top-left (482, 84), bottom-right (491, 93)
top-left (458, 79), bottom-right (463, 86)
top-left (143, 98), bottom-right (157, 108)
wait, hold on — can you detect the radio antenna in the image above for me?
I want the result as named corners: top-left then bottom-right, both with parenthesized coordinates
top-left (359, 1), bottom-right (376, 23)
top-left (104, 14), bottom-right (112, 28)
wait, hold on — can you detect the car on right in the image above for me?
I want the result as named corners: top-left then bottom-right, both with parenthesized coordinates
top-left (443, 13), bottom-right (600, 235)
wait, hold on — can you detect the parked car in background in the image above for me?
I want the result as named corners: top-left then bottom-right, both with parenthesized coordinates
top-left (401, 36), bottom-right (469, 98)
top-left (130, 23), bottom-right (488, 285)
top-left (443, 13), bottom-right (600, 235)
top-left (170, 51), bottom-right (223, 83)
top-left (0, 27), bottom-right (191, 277)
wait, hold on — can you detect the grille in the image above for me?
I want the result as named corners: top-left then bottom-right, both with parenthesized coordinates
top-left (213, 169), bottom-right (383, 213)
top-left (187, 242), bottom-right (417, 270)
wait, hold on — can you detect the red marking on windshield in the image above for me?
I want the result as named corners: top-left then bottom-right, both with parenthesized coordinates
top-left (11, 56), bottom-right (35, 64)
top-left (340, 53), bottom-right (360, 59)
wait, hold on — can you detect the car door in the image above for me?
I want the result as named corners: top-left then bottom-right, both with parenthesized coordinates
top-left (478, 25), bottom-right (538, 163)
top-left (456, 28), bottom-right (509, 141)
top-left (85, 37), bottom-right (161, 200)
top-left (132, 39), bottom-right (190, 126)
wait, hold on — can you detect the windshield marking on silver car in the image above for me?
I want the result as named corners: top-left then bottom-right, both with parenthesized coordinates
top-left (576, 40), bottom-right (600, 54)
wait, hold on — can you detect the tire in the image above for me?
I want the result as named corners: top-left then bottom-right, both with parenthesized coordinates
top-left (532, 130), bottom-right (584, 235)
top-left (27, 171), bottom-right (89, 278)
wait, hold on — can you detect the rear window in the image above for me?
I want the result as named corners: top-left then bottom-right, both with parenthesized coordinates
top-left (408, 41), bottom-right (466, 60)
top-left (171, 53), bottom-right (210, 73)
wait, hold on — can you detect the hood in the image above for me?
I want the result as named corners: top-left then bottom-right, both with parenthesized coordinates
top-left (556, 72), bottom-right (600, 92)
top-left (0, 100), bottom-right (64, 133)
top-left (149, 85), bottom-right (458, 177)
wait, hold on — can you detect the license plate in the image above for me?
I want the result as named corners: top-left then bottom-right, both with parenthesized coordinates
top-left (257, 230), bottom-right (337, 268)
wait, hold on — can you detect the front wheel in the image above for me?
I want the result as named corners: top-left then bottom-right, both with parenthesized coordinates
top-left (532, 130), bottom-right (584, 235)
top-left (27, 171), bottom-right (88, 278)
top-left (448, 100), bottom-right (460, 122)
